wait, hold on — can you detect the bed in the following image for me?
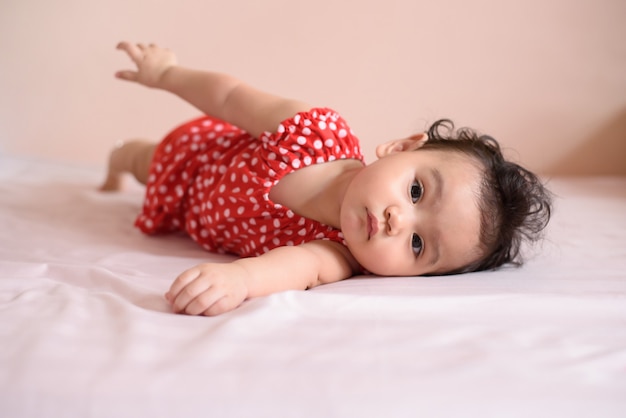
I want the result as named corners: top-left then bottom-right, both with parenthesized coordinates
top-left (1, 155), bottom-right (625, 417)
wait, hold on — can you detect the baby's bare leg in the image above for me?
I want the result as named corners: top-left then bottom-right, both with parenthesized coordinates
top-left (100, 140), bottom-right (156, 191)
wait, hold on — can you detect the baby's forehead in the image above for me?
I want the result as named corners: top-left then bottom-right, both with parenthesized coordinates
top-left (416, 148), bottom-right (486, 178)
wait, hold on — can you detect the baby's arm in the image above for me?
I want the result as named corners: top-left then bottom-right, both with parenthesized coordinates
top-left (115, 41), bottom-right (310, 137)
top-left (165, 240), bottom-right (357, 316)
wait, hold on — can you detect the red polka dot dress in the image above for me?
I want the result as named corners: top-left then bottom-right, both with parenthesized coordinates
top-left (135, 107), bottom-right (364, 257)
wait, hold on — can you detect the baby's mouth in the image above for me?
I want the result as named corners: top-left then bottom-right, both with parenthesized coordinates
top-left (366, 209), bottom-right (378, 239)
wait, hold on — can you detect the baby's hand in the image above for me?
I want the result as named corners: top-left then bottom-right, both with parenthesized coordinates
top-left (165, 262), bottom-right (249, 316)
top-left (115, 41), bottom-right (177, 88)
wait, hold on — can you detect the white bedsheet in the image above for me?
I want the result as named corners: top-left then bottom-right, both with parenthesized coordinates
top-left (1, 155), bottom-right (625, 417)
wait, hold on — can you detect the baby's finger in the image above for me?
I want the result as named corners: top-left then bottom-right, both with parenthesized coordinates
top-left (116, 41), bottom-right (143, 63)
top-left (202, 296), bottom-right (237, 316)
top-left (185, 289), bottom-right (225, 316)
top-left (166, 267), bottom-right (202, 303)
top-left (114, 70), bottom-right (138, 82)
top-left (171, 278), bottom-right (213, 314)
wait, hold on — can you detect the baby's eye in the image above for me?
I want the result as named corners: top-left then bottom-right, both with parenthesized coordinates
top-left (411, 233), bottom-right (423, 256)
top-left (410, 180), bottom-right (423, 203)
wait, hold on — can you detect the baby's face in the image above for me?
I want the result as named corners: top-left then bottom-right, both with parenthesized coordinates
top-left (340, 148), bottom-right (484, 276)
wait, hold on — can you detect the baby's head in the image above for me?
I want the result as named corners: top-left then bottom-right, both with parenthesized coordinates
top-left (420, 119), bottom-right (552, 274)
top-left (339, 119), bottom-right (552, 276)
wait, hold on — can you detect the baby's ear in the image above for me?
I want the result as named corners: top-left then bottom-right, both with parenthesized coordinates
top-left (375, 133), bottom-right (428, 158)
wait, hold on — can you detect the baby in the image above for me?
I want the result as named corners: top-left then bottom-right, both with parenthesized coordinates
top-left (102, 41), bottom-right (552, 316)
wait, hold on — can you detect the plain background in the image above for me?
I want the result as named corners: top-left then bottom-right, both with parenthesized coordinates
top-left (1, 0), bottom-right (624, 175)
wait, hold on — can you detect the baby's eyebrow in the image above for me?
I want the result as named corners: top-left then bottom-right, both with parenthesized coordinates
top-left (428, 234), bottom-right (441, 267)
top-left (431, 167), bottom-right (443, 206)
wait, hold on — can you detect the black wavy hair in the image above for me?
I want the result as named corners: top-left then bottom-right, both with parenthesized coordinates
top-left (421, 119), bottom-right (552, 274)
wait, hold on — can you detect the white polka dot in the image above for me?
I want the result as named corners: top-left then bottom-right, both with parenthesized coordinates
top-left (338, 128), bottom-right (347, 138)
top-left (292, 160), bottom-right (301, 169)
top-left (277, 124), bottom-right (285, 133)
top-left (325, 139), bottom-right (334, 147)
top-left (303, 156), bottom-right (312, 166)
top-left (294, 114), bottom-right (301, 124)
top-left (329, 122), bottom-right (337, 130)
top-left (298, 228), bottom-right (307, 236)
top-left (237, 206), bottom-right (245, 215)
top-left (318, 121), bottom-right (327, 130)
top-left (273, 219), bottom-right (281, 228)
top-left (302, 127), bottom-right (312, 135)
top-left (297, 136), bottom-right (307, 145)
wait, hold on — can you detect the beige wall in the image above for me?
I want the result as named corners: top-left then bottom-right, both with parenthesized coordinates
top-left (1, 0), bottom-right (624, 175)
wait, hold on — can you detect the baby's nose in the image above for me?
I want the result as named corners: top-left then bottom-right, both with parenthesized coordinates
top-left (385, 206), bottom-right (406, 236)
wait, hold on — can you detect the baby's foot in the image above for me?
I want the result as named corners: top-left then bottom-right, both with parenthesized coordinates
top-left (99, 172), bottom-right (122, 191)
top-left (98, 141), bottom-right (126, 191)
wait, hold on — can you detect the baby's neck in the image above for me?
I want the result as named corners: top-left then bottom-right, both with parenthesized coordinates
top-left (268, 159), bottom-right (364, 228)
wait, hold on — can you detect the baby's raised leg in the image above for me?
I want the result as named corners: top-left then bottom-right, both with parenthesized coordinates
top-left (99, 140), bottom-right (156, 191)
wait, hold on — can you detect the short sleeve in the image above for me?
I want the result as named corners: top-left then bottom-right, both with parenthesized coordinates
top-left (259, 107), bottom-right (364, 175)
